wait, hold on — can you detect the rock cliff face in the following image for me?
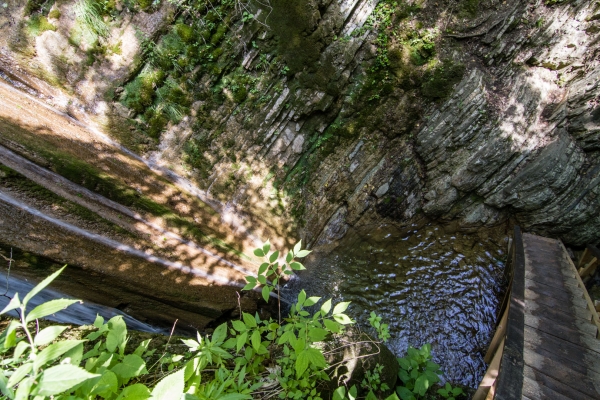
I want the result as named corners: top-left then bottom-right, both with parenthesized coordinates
top-left (1, 0), bottom-right (599, 256)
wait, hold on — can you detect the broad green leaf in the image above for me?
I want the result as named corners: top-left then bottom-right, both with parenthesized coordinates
top-left (332, 301), bottom-right (351, 315)
top-left (26, 299), bottom-right (79, 323)
top-left (396, 386), bottom-right (415, 400)
top-left (366, 391), bottom-right (378, 400)
top-left (333, 314), bottom-right (354, 325)
top-left (62, 342), bottom-right (84, 366)
top-left (285, 252), bottom-right (293, 263)
top-left (242, 312), bottom-right (256, 328)
top-left (348, 385), bottom-right (357, 400)
top-left (253, 248), bottom-right (264, 257)
top-left (290, 262), bottom-right (305, 270)
top-left (134, 339), bottom-right (152, 357)
top-left (23, 265), bottom-right (66, 306)
top-left (236, 331), bottom-right (248, 352)
top-left (257, 275), bottom-right (267, 285)
top-left (304, 296), bottom-right (320, 307)
top-left (320, 299), bottom-right (332, 315)
top-left (32, 364), bottom-right (99, 396)
top-left (106, 316), bottom-right (127, 353)
top-left (258, 263), bottom-right (269, 275)
top-left (1, 320), bottom-right (19, 349)
top-left (212, 323), bottom-right (228, 345)
top-left (323, 319), bottom-right (341, 333)
top-left (332, 387), bottom-right (346, 400)
top-left (242, 282), bottom-right (255, 291)
top-left (93, 314), bottom-right (104, 328)
top-left (385, 393), bottom-right (401, 400)
top-left (7, 362), bottom-right (32, 388)
top-left (452, 387), bottom-right (464, 396)
top-left (34, 340), bottom-right (85, 371)
top-left (111, 354), bottom-right (147, 379)
top-left (297, 290), bottom-right (306, 308)
top-left (296, 250), bottom-right (311, 258)
top-left (0, 293), bottom-right (20, 315)
top-left (90, 370), bottom-right (118, 397)
top-left (308, 328), bottom-right (329, 342)
top-left (231, 320), bottom-right (246, 332)
top-left (295, 348), bottom-right (325, 378)
top-left (251, 330), bottom-right (261, 352)
top-left (13, 340), bottom-right (29, 360)
top-left (293, 241), bottom-right (302, 255)
top-left (269, 250), bottom-right (279, 263)
top-left (0, 373), bottom-right (13, 399)
top-left (261, 286), bottom-right (270, 302)
top-left (14, 375), bottom-right (32, 400)
top-left (115, 383), bottom-right (151, 400)
top-left (33, 325), bottom-right (68, 347)
top-left (414, 374), bottom-right (430, 396)
top-left (150, 368), bottom-right (184, 400)
top-left (397, 357), bottom-right (410, 370)
top-left (262, 241), bottom-right (271, 254)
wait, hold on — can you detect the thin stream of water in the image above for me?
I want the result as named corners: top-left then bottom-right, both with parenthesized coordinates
top-left (284, 223), bottom-right (508, 387)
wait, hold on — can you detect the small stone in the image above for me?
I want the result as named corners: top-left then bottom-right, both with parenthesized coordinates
top-left (375, 183), bottom-right (389, 198)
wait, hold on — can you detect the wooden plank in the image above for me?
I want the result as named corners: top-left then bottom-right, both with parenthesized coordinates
top-left (523, 347), bottom-right (600, 398)
top-left (578, 248), bottom-right (591, 269)
top-left (525, 314), bottom-right (599, 346)
top-left (474, 337), bottom-right (504, 400)
top-left (484, 305), bottom-right (509, 363)
top-left (524, 270), bottom-right (581, 291)
top-left (525, 301), bottom-right (594, 330)
top-left (525, 278), bottom-right (587, 308)
top-left (525, 287), bottom-right (592, 316)
top-left (558, 240), bottom-right (600, 337)
top-left (523, 365), bottom-right (597, 400)
top-left (522, 373), bottom-right (589, 400)
top-left (523, 325), bottom-right (600, 374)
top-left (495, 226), bottom-right (525, 400)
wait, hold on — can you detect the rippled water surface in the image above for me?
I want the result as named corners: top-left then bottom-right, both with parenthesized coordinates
top-left (286, 224), bottom-right (508, 387)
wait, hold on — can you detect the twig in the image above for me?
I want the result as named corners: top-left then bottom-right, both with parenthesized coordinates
top-left (1, 248), bottom-right (13, 298)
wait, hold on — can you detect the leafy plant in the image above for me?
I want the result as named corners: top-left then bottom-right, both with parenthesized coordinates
top-left (437, 382), bottom-right (464, 400)
top-left (395, 343), bottom-right (441, 400)
top-left (368, 311), bottom-right (391, 342)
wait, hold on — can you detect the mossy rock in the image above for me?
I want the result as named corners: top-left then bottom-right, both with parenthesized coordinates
top-left (175, 23), bottom-right (194, 43)
top-left (421, 60), bottom-right (465, 99)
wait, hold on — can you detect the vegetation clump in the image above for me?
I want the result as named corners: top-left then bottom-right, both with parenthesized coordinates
top-left (0, 242), bottom-right (466, 399)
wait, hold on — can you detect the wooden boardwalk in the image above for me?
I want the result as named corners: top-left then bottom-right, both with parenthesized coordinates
top-left (476, 227), bottom-right (600, 400)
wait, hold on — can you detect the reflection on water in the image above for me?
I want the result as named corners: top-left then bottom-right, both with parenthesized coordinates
top-left (285, 223), bottom-right (508, 388)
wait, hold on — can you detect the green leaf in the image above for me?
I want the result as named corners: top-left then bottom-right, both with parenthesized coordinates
top-left (0, 293), bottom-right (20, 315)
top-left (232, 320), bottom-right (246, 332)
top-left (296, 250), bottom-right (311, 258)
top-left (242, 312), bottom-right (257, 328)
top-left (62, 342), bottom-right (84, 366)
top-left (90, 370), bottom-right (118, 397)
top-left (0, 373), bottom-right (13, 399)
top-left (23, 265), bottom-right (66, 306)
top-left (212, 323), bottom-right (228, 345)
top-left (257, 275), bottom-right (267, 285)
top-left (348, 385), bottom-right (357, 400)
top-left (115, 383), bottom-right (151, 400)
top-left (93, 314), bottom-right (104, 328)
top-left (396, 386), bottom-right (415, 400)
top-left (236, 331), bottom-right (248, 352)
top-left (295, 348), bottom-right (326, 378)
top-left (253, 248), bottom-right (265, 257)
top-left (286, 252), bottom-right (293, 263)
top-left (34, 340), bottom-right (86, 371)
top-left (323, 319), bottom-right (341, 333)
top-left (452, 387), bottom-right (464, 396)
top-left (332, 387), bottom-right (346, 400)
top-left (32, 364), bottom-right (99, 396)
top-left (333, 314), bottom-right (354, 325)
top-left (262, 286), bottom-right (270, 302)
top-left (385, 393), bottom-right (401, 400)
top-left (262, 241), bottom-right (271, 254)
top-left (106, 316), bottom-right (127, 353)
top-left (151, 368), bottom-right (184, 400)
top-left (251, 330), bottom-right (261, 352)
top-left (219, 394), bottom-right (253, 400)
top-left (33, 325), bottom-right (68, 347)
top-left (414, 374), bottom-right (430, 396)
top-left (14, 376), bottom-right (32, 400)
top-left (269, 250), bottom-right (279, 263)
top-left (320, 299), bottom-right (332, 315)
top-left (308, 328), bottom-right (329, 342)
top-left (7, 362), bottom-right (32, 388)
top-left (111, 354), bottom-right (147, 379)
top-left (1, 320), bottom-right (19, 349)
top-left (366, 391), bottom-right (378, 400)
top-left (134, 339), bottom-right (152, 357)
top-left (304, 296), bottom-right (320, 307)
top-left (297, 290), bottom-right (306, 308)
top-left (293, 241), bottom-right (302, 255)
top-left (26, 299), bottom-right (80, 323)
top-left (242, 282), bottom-right (255, 291)
top-left (332, 301), bottom-right (350, 315)
top-left (258, 263), bottom-right (269, 274)
top-left (290, 262), bottom-right (305, 270)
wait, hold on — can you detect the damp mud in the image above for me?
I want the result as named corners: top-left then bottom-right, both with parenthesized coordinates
top-left (285, 223), bottom-right (509, 388)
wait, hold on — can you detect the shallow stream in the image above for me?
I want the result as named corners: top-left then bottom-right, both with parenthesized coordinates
top-left (285, 223), bottom-right (509, 388)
